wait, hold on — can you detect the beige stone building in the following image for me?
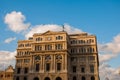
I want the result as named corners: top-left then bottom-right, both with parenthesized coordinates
top-left (14, 31), bottom-right (99, 80)
top-left (0, 65), bottom-right (14, 80)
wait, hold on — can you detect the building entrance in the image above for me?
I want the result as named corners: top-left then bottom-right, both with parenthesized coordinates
top-left (56, 77), bottom-right (62, 80)
top-left (33, 77), bottom-right (39, 80)
top-left (44, 77), bottom-right (50, 80)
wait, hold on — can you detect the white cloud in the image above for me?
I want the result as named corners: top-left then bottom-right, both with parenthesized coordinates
top-left (0, 51), bottom-right (16, 70)
top-left (4, 11), bottom-right (30, 33)
top-left (98, 34), bottom-right (120, 79)
top-left (99, 34), bottom-right (120, 54)
top-left (99, 63), bottom-right (120, 80)
top-left (4, 37), bottom-right (16, 43)
top-left (98, 34), bottom-right (120, 64)
top-left (25, 24), bottom-right (83, 38)
top-left (99, 54), bottom-right (117, 63)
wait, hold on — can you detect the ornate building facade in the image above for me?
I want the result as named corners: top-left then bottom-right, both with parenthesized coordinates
top-left (0, 65), bottom-right (14, 80)
top-left (14, 31), bottom-right (99, 80)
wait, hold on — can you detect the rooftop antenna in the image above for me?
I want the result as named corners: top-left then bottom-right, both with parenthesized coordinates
top-left (62, 24), bottom-right (65, 32)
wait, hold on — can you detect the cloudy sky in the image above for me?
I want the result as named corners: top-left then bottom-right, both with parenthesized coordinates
top-left (0, 0), bottom-right (120, 79)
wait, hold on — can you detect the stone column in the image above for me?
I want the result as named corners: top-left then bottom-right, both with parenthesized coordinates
top-left (62, 54), bottom-right (65, 70)
top-left (41, 55), bottom-right (43, 72)
top-left (30, 55), bottom-right (33, 73)
top-left (32, 55), bottom-right (35, 72)
top-left (53, 54), bottom-right (56, 72)
top-left (64, 53), bottom-right (67, 72)
top-left (51, 54), bottom-right (55, 72)
top-left (42, 55), bottom-right (45, 72)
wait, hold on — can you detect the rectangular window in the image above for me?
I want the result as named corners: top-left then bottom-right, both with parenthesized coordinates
top-left (55, 44), bottom-right (63, 50)
top-left (56, 36), bottom-right (63, 40)
top-left (35, 45), bottom-right (42, 51)
top-left (81, 67), bottom-right (85, 73)
top-left (38, 46), bottom-right (42, 50)
top-left (17, 68), bottom-right (21, 74)
top-left (90, 65), bottom-right (94, 73)
top-left (73, 66), bottom-right (76, 73)
top-left (24, 67), bottom-right (28, 74)
top-left (46, 63), bottom-right (50, 71)
top-left (24, 59), bottom-right (30, 63)
top-left (79, 56), bottom-right (86, 62)
top-left (35, 46), bottom-right (38, 51)
top-left (45, 45), bottom-right (52, 50)
top-left (89, 56), bottom-right (95, 61)
top-left (24, 77), bottom-right (27, 80)
top-left (71, 48), bottom-right (77, 53)
top-left (71, 57), bottom-right (77, 62)
top-left (35, 64), bottom-right (40, 72)
top-left (17, 59), bottom-right (21, 63)
top-left (57, 63), bottom-right (61, 71)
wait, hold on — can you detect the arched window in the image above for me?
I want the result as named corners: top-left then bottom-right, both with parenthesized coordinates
top-left (35, 56), bottom-right (41, 60)
top-left (82, 76), bottom-right (85, 80)
top-left (91, 76), bottom-right (95, 80)
top-left (34, 77), bottom-right (39, 80)
top-left (56, 55), bottom-right (62, 59)
top-left (56, 77), bottom-right (62, 80)
top-left (73, 76), bottom-right (76, 80)
top-left (45, 55), bottom-right (51, 60)
top-left (44, 77), bottom-right (50, 80)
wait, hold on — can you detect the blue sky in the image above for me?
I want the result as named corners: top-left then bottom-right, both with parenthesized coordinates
top-left (0, 0), bottom-right (120, 79)
top-left (1, 0), bottom-right (120, 42)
